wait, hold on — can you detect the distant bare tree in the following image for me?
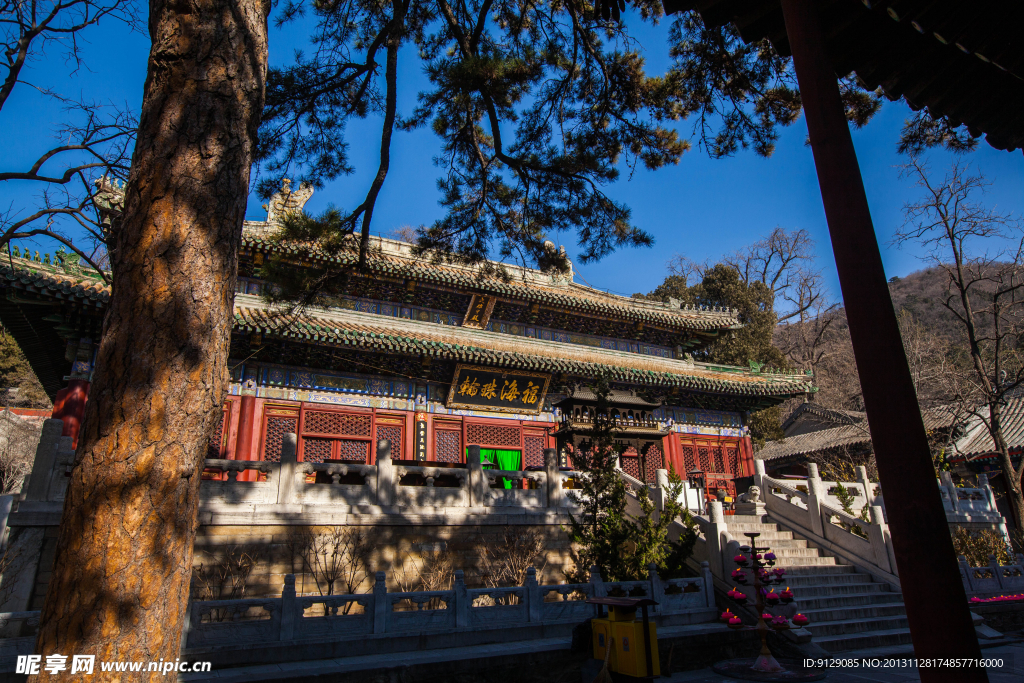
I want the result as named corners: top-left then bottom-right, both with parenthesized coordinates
top-left (0, 0), bottom-right (140, 273)
top-left (669, 227), bottom-right (832, 323)
top-left (0, 412), bottom-right (39, 495)
top-left (893, 157), bottom-right (1024, 534)
top-left (0, 101), bottom-right (135, 278)
top-left (0, 0), bottom-right (137, 113)
top-left (723, 227), bottom-right (831, 323)
top-left (387, 225), bottom-right (419, 243)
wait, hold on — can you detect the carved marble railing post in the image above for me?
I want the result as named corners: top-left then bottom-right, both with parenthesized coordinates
top-left (455, 570), bottom-right (470, 628)
top-left (654, 469), bottom-right (669, 516)
top-left (866, 505), bottom-right (894, 574)
top-left (701, 561), bottom-right (715, 609)
top-left (376, 439), bottom-right (395, 507)
top-left (0, 494), bottom-right (13, 552)
top-left (958, 555), bottom-right (974, 593)
top-left (988, 555), bottom-right (1002, 590)
top-left (373, 571), bottom-right (388, 633)
top-left (276, 433), bottom-right (299, 505)
top-left (805, 463), bottom-right (826, 538)
top-left (754, 459), bottom-right (766, 490)
top-left (706, 501), bottom-right (728, 581)
top-left (941, 470), bottom-right (959, 512)
top-left (280, 574), bottom-right (296, 641)
top-left (647, 563), bottom-right (665, 607)
top-left (49, 436), bottom-right (75, 501)
top-left (589, 566), bottom-right (607, 598)
top-left (544, 448), bottom-right (563, 508)
top-left (855, 465), bottom-right (872, 506)
top-left (525, 567), bottom-right (542, 622)
top-left (467, 445), bottom-right (487, 507)
top-left (25, 419), bottom-right (62, 501)
top-left (979, 474), bottom-right (997, 511)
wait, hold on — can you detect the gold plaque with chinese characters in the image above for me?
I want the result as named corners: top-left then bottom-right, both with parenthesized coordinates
top-left (462, 295), bottom-right (496, 329)
top-left (445, 364), bottom-right (551, 415)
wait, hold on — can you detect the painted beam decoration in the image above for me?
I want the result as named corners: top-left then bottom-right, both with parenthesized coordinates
top-left (446, 363), bottom-right (551, 415)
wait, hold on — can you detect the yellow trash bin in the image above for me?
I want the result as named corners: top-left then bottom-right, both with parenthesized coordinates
top-left (587, 597), bottom-right (660, 678)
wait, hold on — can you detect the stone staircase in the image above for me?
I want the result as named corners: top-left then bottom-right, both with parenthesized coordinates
top-left (727, 516), bottom-right (911, 653)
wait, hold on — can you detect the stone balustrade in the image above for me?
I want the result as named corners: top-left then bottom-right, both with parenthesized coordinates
top-left (752, 462), bottom-right (900, 586)
top-left (14, 424), bottom-right (581, 525)
top-left (958, 554), bottom-right (1024, 598)
top-left (183, 563), bottom-right (717, 649)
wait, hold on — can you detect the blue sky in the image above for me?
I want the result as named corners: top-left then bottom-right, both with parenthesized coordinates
top-left (3, 7), bottom-right (1021, 303)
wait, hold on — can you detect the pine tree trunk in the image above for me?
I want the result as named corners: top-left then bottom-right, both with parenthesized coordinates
top-left (31, 0), bottom-right (268, 675)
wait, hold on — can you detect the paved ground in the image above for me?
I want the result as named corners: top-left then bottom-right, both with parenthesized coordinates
top-left (661, 641), bottom-right (1024, 683)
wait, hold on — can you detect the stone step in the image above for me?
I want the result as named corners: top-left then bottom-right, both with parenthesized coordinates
top-left (773, 565), bottom-right (857, 576)
top-left (764, 547), bottom-right (824, 558)
top-left (732, 531), bottom-right (796, 541)
top-left (724, 524), bottom-right (786, 532)
top-left (806, 615), bottom-right (910, 637)
top-left (777, 573), bottom-right (878, 586)
top-left (814, 627), bottom-right (914, 653)
top-left (794, 593), bottom-right (906, 611)
top-left (797, 603), bottom-right (907, 623)
top-left (791, 583), bottom-right (889, 598)
top-left (735, 538), bottom-right (809, 549)
top-left (772, 556), bottom-right (837, 566)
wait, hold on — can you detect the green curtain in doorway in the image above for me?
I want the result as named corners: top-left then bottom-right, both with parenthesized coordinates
top-left (468, 448), bottom-right (522, 488)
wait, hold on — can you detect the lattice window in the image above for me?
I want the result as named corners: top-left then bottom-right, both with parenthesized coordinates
top-left (338, 439), bottom-right (369, 462)
top-left (643, 444), bottom-right (663, 484)
top-left (304, 410), bottom-right (372, 437)
top-left (680, 444), bottom-right (697, 473)
top-left (302, 438), bottom-right (332, 463)
top-left (524, 436), bottom-right (545, 468)
top-left (207, 408), bottom-right (227, 459)
top-left (376, 424), bottom-right (402, 459)
top-left (697, 446), bottom-right (712, 474)
top-left (712, 446), bottom-right (726, 474)
top-left (262, 415), bottom-right (298, 462)
top-left (435, 430), bottom-right (462, 463)
top-left (620, 446), bottom-right (641, 481)
top-left (466, 423), bottom-right (520, 448)
top-left (726, 446), bottom-right (740, 476)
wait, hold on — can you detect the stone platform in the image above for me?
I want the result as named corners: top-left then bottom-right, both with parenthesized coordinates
top-left (176, 623), bottom-right (760, 683)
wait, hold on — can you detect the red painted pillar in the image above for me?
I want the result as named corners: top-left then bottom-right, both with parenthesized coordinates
top-left (234, 394), bottom-right (258, 482)
top-left (779, 0), bottom-right (985, 676)
top-left (738, 436), bottom-right (756, 478)
top-left (51, 380), bottom-right (90, 450)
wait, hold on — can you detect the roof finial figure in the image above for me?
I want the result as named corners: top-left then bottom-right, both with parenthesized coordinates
top-left (263, 178), bottom-right (314, 225)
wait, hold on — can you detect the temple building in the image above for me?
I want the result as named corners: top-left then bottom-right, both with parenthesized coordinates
top-left (0, 182), bottom-right (814, 507)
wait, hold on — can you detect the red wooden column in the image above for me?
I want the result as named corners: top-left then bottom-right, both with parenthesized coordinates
top-left (778, 0), bottom-right (984, 677)
top-left (51, 380), bottom-right (90, 450)
top-left (234, 394), bottom-right (258, 481)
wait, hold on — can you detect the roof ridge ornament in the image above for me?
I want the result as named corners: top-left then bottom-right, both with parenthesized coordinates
top-left (263, 178), bottom-right (315, 225)
top-left (540, 240), bottom-right (574, 286)
top-left (92, 176), bottom-right (126, 232)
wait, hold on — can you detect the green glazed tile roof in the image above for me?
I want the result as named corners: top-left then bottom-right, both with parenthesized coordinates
top-left (241, 225), bottom-right (741, 334)
top-left (234, 303), bottom-right (813, 399)
top-left (0, 258), bottom-right (110, 304)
